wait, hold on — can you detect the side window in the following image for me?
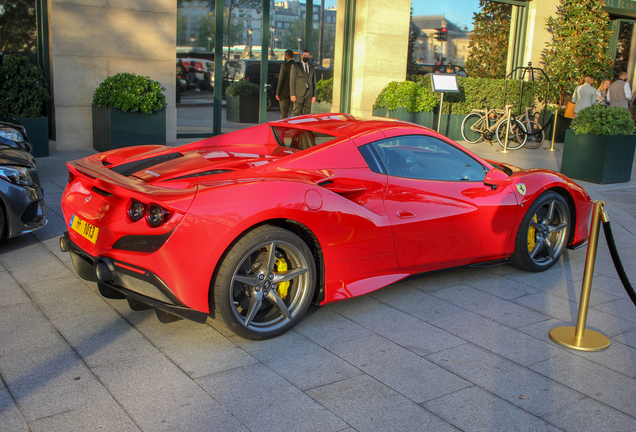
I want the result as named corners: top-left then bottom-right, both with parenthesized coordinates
top-left (369, 135), bottom-right (486, 182)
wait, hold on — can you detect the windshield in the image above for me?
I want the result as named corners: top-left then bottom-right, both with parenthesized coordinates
top-left (223, 61), bottom-right (246, 81)
top-left (271, 126), bottom-right (338, 151)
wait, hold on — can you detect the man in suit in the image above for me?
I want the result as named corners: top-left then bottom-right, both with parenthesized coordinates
top-left (276, 50), bottom-right (296, 119)
top-left (290, 49), bottom-right (316, 116)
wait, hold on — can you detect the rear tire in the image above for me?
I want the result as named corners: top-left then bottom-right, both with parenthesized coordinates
top-left (522, 121), bottom-right (545, 149)
top-left (212, 225), bottom-right (316, 339)
top-left (461, 113), bottom-right (485, 144)
top-left (496, 119), bottom-right (526, 150)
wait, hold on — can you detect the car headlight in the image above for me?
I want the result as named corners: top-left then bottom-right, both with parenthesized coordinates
top-left (0, 166), bottom-right (34, 186)
top-left (0, 128), bottom-right (26, 143)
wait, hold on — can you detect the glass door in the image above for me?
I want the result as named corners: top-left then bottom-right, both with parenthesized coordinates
top-left (611, 19), bottom-right (636, 84)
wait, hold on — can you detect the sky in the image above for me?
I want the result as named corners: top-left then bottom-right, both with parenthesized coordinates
top-left (321, 1), bottom-right (481, 31)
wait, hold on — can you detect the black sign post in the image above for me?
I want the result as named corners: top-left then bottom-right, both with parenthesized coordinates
top-left (429, 73), bottom-right (460, 133)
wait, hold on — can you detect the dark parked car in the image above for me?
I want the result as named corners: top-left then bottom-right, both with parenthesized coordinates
top-left (0, 118), bottom-right (47, 241)
top-left (414, 63), bottom-right (469, 77)
top-left (222, 59), bottom-right (334, 110)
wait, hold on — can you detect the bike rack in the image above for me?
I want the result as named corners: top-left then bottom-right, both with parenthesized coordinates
top-left (502, 62), bottom-right (553, 134)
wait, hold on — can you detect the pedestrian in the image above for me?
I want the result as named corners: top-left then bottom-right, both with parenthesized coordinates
top-left (595, 79), bottom-right (611, 106)
top-left (572, 75), bottom-right (596, 116)
top-left (608, 71), bottom-right (632, 109)
top-left (290, 49), bottom-right (316, 116)
top-left (276, 50), bottom-right (296, 119)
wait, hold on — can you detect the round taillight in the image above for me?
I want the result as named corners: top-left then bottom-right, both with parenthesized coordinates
top-left (128, 200), bottom-right (144, 221)
top-left (147, 205), bottom-right (164, 227)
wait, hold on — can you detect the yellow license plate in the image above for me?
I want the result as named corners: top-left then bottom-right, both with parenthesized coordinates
top-left (70, 215), bottom-right (99, 244)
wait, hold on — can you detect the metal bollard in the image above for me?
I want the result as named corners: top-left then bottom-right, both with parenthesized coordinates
top-left (498, 107), bottom-right (512, 153)
top-left (544, 108), bottom-right (560, 152)
top-left (549, 200), bottom-right (610, 351)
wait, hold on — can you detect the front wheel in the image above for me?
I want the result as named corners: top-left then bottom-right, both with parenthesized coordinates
top-left (496, 118), bottom-right (526, 150)
top-left (522, 121), bottom-right (545, 149)
top-left (511, 192), bottom-right (570, 272)
top-left (213, 225), bottom-right (316, 339)
top-left (461, 113), bottom-right (485, 144)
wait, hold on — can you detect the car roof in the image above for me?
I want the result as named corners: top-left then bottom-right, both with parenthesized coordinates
top-left (271, 114), bottom-right (430, 140)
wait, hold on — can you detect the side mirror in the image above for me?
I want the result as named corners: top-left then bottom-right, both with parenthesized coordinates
top-left (484, 168), bottom-right (512, 190)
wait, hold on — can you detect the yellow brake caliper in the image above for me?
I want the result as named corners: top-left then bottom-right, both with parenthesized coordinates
top-left (275, 257), bottom-right (290, 299)
top-left (527, 215), bottom-right (538, 252)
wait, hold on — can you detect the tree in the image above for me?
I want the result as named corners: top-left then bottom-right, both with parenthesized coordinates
top-left (225, 0), bottom-right (262, 59)
top-left (0, 0), bottom-right (38, 54)
top-left (465, 1), bottom-right (511, 79)
top-left (278, 19), bottom-right (318, 53)
top-left (407, 7), bottom-right (418, 76)
top-left (541, 0), bottom-right (613, 106)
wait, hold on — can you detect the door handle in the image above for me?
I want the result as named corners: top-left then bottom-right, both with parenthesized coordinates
top-left (397, 210), bottom-right (415, 219)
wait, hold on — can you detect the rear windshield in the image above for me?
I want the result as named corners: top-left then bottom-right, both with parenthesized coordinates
top-left (271, 126), bottom-right (338, 151)
top-left (223, 61), bottom-right (246, 80)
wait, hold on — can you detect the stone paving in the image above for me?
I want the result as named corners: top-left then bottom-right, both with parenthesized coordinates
top-left (1, 134), bottom-right (635, 431)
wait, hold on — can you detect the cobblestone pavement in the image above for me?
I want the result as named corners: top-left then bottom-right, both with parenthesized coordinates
top-left (1, 135), bottom-right (635, 432)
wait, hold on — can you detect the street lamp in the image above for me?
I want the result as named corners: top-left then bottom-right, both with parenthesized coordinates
top-left (270, 26), bottom-right (275, 59)
top-left (207, 36), bottom-right (212, 52)
top-left (297, 37), bottom-right (302, 53)
top-left (190, 37), bottom-right (195, 48)
top-left (248, 28), bottom-right (253, 58)
top-left (274, 36), bottom-right (278, 51)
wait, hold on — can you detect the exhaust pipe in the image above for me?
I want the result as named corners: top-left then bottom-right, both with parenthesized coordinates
top-left (96, 262), bottom-right (112, 282)
top-left (59, 234), bottom-right (70, 253)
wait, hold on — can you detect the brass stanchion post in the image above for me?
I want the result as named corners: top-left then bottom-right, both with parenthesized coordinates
top-left (544, 108), bottom-right (560, 151)
top-left (549, 201), bottom-right (610, 351)
top-left (497, 107), bottom-right (512, 153)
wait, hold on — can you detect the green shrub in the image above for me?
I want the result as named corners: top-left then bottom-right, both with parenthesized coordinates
top-left (374, 81), bottom-right (437, 113)
top-left (316, 78), bottom-right (333, 103)
top-left (392, 75), bottom-right (543, 115)
top-left (226, 80), bottom-right (259, 97)
top-left (93, 72), bottom-right (166, 114)
top-left (0, 54), bottom-right (50, 117)
top-left (571, 105), bottom-right (635, 135)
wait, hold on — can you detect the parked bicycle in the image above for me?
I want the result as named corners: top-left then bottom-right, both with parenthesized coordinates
top-left (461, 105), bottom-right (526, 149)
top-left (497, 106), bottom-right (545, 149)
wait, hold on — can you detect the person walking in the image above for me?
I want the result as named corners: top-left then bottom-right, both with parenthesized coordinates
top-left (596, 79), bottom-right (611, 106)
top-left (608, 71), bottom-right (632, 109)
top-left (276, 50), bottom-right (296, 119)
top-left (290, 49), bottom-right (316, 116)
top-left (572, 75), bottom-right (596, 116)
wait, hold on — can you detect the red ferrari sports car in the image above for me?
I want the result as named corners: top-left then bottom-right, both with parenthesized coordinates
top-left (60, 114), bottom-right (592, 339)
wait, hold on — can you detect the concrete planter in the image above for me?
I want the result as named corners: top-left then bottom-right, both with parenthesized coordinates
top-left (311, 102), bottom-right (332, 114)
top-left (92, 105), bottom-right (166, 152)
top-left (387, 107), bottom-right (415, 123)
top-left (17, 116), bottom-right (49, 157)
top-left (561, 129), bottom-right (636, 184)
top-left (435, 113), bottom-right (468, 141)
top-left (413, 111), bottom-right (435, 129)
top-left (372, 107), bottom-right (388, 118)
top-left (226, 94), bottom-right (259, 123)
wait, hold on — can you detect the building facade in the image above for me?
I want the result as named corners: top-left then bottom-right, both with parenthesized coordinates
top-left (7, 0), bottom-right (636, 151)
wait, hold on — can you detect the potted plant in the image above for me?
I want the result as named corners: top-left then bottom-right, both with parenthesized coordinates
top-left (0, 54), bottom-right (50, 157)
top-left (225, 80), bottom-right (259, 123)
top-left (92, 72), bottom-right (167, 152)
top-left (561, 105), bottom-right (636, 184)
top-left (312, 78), bottom-right (333, 114)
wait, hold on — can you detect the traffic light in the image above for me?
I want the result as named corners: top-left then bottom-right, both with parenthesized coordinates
top-left (435, 28), bottom-right (442, 41)
top-left (440, 27), bottom-right (448, 42)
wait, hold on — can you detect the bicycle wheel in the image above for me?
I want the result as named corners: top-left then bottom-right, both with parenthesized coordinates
top-left (522, 121), bottom-right (545, 149)
top-left (496, 119), bottom-right (526, 150)
top-left (461, 113), bottom-right (485, 144)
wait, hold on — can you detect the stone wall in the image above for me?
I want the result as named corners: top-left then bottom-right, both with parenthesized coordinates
top-left (48, 0), bottom-right (177, 150)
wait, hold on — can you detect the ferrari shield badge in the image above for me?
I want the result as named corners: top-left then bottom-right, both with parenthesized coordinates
top-left (516, 184), bottom-right (527, 196)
